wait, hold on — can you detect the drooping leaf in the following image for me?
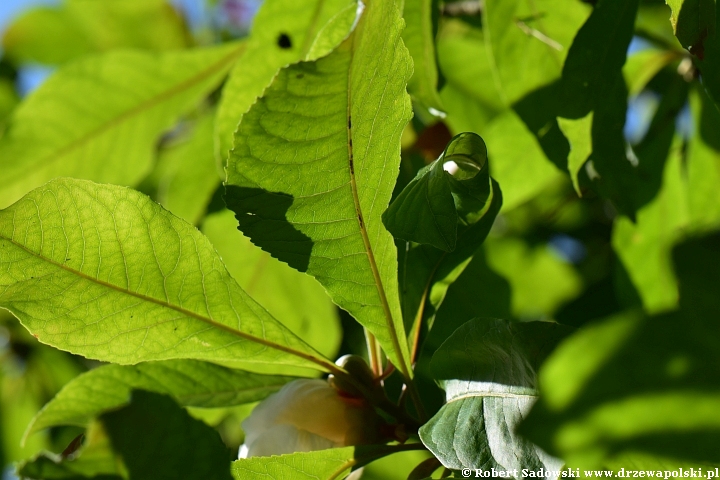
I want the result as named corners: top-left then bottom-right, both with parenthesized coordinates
top-left (387, 133), bottom-right (501, 360)
top-left (145, 110), bottom-right (221, 225)
top-left (558, 0), bottom-right (640, 118)
top-left (484, 0), bottom-right (590, 106)
top-left (101, 390), bottom-right (232, 480)
top-left (403, 0), bottom-right (444, 113)
top-left (383, 132), bottom-right (490, 252)
top-left (521, 233), bottom-right (720, 467)
top-left (26, 359), bottom-right (295, 437)
top-left (231, 445), bottom-right (417, 480)
top-left (557, 113), bottom-right (593, 196)
top-left (0, 179), bottom-right (335, 374)
top-left (214, 0), bottom-right (359, 165)
top-left (224, 0), bottom-right (413, 375)
top-left (2, 0), bottom-right (189, 65)
top-left (0, 43), bottom-right (242, 209)
top-left (202, 209), bottom-right (342, 360)
top-left (419, 318), bottom-right (571, 472)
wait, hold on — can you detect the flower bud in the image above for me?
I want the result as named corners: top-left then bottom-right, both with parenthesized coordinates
top-left (239, 378), bottom-right (386, 458)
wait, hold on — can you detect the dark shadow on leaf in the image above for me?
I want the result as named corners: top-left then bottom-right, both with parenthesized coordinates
top-left (224, 185), bottom-right (313, 273)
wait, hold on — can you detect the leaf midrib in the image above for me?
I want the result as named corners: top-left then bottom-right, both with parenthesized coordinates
top-left (345, 22), bottom-right (410, 379)
top-left (4, 44), bottom-right (246, 184)
top-left (0, 233), bottom-right (335, 373)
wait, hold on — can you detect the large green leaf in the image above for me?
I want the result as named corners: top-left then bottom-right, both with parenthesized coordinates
top-left (0, 179), bottom-right (335, 374)
top-left (484, 0), bottom-right (590, 105)
top-left (687, 87), bottom-right (720, 230)
top-left (231, 445), bottom-right (419, 480)
top-left (2, 0), bottom-right (189, 65)
top-left (419, 318), bottom-right (571, 472)
top-left (402, 0), bottom-right (444, 113)
top-left (521, 234), bottom-right (720, 467)
top-left (101, 390), bottom-right (232, 480)
top-left (0, 43), bottom-right (241, 209)
top-left (224, 0), bottom-right (413, 375)
top-left (215, 0), bottom-right (358, 165)
top-left (202, 209), bottom-right (342, 360)
top-left (26, 359), bottom-right (295, 437)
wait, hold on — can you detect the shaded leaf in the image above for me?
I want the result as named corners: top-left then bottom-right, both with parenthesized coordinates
top-left (215, 0), bottom-right (358, 165)
top-left (521, 233), bottom-right (720, 467)
top-left (27, 359), bottom-right (295, 436)
top-left (666, 0), bottom-right (716, 50)
top-left (224, 0), bottom-right (413, 375)
top-left (101, 390), bottom-right (232, 480)
top-left (403, 0), bottom-right (444, 113)
top-left (2, 0), bottom-right (189, 65)
top-left (0, 44), bottom-right (241, 209)
top-left (202, 209), bottom-right (342, 361)
top-left (0, 179), bottom-right (335, 373)
top-left (419, 318), bottom-right (571, 472)
top-left (623, 49), bottom-right (682, 97)
top-left (558, 0), bottom-right (639, 118)
top-left (383, 132), bottom-right (490, 252)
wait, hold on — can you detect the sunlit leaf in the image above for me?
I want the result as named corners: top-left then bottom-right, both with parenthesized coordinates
top-left (0, 179), bottom-right (335, 374)
top-left (202, 209), bottom-right (342, 361)
top-left (403, 0), bottom-right (444, 113)
top-left (101, 390), bottom-right (232, 480)
top-left (419, 318), bottom-right (571, 472)
top-left (27, 360), bottom-right (295, 437)
top-left (484, 0), bottom-right (590, 105)
top-left (557, 113), bottom-right (593, 196)
top-left (214, 0), bottom-right (359, 165)
top-left (0, 44), bottom-right (241, 209)
top-left (2, 0), bottom-right (189, 65)
top-left (231, 445), bottom-right (416, 480)
top-left (224, 0), bottom-right (413, 375)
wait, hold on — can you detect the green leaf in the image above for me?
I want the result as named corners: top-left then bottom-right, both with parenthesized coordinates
top-left (484, 237), bottom-right (583, 319)
top-left (17, 422), bottom-right (124, 480)
top-left (146, 110), bottom-right (221, 225)
top-left (26, 359), bottom-right (295, 437)
top-left (612, 137), bottom-right (688, 313)
top-left (202, 209), bottom-right (342, 361)
top-left (558, 0), bottom-right (639, 118)
top-left (383, 133), bottom-right (490, 252)
top-left (521, 234), bottom-right (720, 467)
top-left (231, 445), bottom-right (415, 480)
top-left (666, 0), bottom-right (716, 50)
top-left (2, 0), bottom-right (189, 65)
top-left (0, 178), bottom-right (335, 374)
top-left (214, 0), bottom-right (359, 165)
top-left (402, 0), bottom-right (444, 113)
top-left (224, 0), bottom-right (413, 375)
top-left (484, 0), bottom-right (590, 106)
top-left (419, 318), bottom-right (571, 472)
top-left (101, 390), bottom-right (232, 480)
top-left (623, 49), bottom-right (682, 97)
top-left (687, 87), bottom-right (720, 230)
top-left (484, 111), bottom-right (563, 211)
top-left (0, 43), bottom-right (241, 209)
top-left (557, 113), bottom-right (593, 196)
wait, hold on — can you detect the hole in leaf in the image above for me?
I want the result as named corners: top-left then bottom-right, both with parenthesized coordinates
top-left (277, 33), bottom-right (292, 49)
